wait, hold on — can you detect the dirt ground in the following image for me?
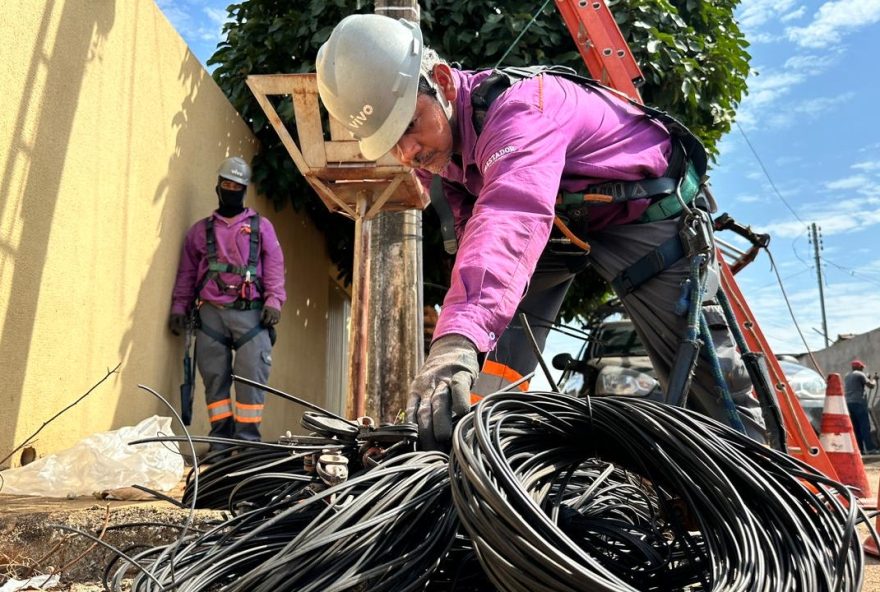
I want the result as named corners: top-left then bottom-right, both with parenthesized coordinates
top-left (3, 461), bottom-right (880, 591)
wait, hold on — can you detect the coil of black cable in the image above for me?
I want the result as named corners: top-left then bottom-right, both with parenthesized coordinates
top-left (450, 391), bottom-right (870, 592)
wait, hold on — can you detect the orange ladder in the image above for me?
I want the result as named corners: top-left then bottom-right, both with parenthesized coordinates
top-left (553, 0), bottom-right (839, 479)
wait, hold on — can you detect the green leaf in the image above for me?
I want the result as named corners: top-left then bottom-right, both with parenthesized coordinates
top-left (208, 0), bottom-right (750, 318)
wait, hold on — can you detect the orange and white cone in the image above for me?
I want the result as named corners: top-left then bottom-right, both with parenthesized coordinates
top-left (819, 373), bottom-right (872, 499)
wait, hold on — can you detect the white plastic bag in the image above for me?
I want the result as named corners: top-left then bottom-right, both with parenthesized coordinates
top-left (0, 416), bottom-right (183, 497)
top-left (0, 574), bottom-right (60, 591)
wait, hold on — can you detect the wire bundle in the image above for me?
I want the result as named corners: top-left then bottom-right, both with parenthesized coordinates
top-left (179, 439), bottom-right (348, 510)
top-left (450, 391), bottom-right (871, 592)
top-left (111, 451), bottom-right (457, 592)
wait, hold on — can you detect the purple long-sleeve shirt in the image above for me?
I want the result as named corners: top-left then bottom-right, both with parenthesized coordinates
top-left (170, 208), bottom-right (286, 314)
top-left (427, 69), bottom-right (672, 352)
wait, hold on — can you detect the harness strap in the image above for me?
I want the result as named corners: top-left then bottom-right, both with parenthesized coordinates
top-left (610, 233), bottom-right (685, 296)
top-left (233, 324), bottom-right (266, 350)
top-left (561, 178), bottom-right (677, 205)
top-left (637, 161), bottom-right (702, 223)
top-left (430, 175), bottom-right (459, 255)
top-left (198, 320), bottom-right (265, 350)
top-left (197, 214), bottom-right (263, 307)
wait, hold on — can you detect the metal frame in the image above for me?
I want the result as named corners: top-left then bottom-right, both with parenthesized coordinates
top-left (246, 73), bottom-right (429, 419)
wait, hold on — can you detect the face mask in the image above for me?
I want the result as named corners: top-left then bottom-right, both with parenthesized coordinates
top-left (216, 185), bottom-right (246, 216)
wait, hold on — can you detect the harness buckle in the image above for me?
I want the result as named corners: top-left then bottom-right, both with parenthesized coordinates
top-left (678, 210), bottom-right (720, 301)
top-left (678, 210), bottom-right (714, 260)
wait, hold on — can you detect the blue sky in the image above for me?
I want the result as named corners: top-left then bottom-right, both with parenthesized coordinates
top-left (158, 0), bottom-right (880, 386)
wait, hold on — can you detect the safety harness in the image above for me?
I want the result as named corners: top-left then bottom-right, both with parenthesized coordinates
top-left (196, 214), bottom-right (270, 350)
top-left (202, 215), bottom-right (263, 309)
top-left (454, 65), bottom-right (719, 295)
top-left (474, 66), bottom-right (709, 227)
top-left (440, 66), bottom-right (783, 439)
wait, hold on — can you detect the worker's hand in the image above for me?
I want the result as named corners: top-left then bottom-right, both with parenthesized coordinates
top-left (261, 306), bottom-right (281, 327)
top-left (406, 334), bottom-right (480, 450)
top-left (168, 313), bottom-right (187, 336)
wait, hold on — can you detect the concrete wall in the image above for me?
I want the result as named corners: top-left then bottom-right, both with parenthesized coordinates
top-left (0, 0), bottom-right (341, 467)
top-left (797, 329), bottom-right (880, 380)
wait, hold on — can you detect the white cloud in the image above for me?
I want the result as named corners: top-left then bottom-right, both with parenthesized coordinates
top-left (156, 2), bottom-right (196, 38)
top-left (745, 69), bottom-right (805, 108)
top-left (736, 194), bottom-right (763, 203)
top-left (781, 6), bottom-right (808, 22)
top-left (203, 7), bottom-right (228, 27)
top-left (744, 279), bottom-right (880, 353)
top-left (755, 207), bottom-right (880, 239)
top-left (824, 175), bottom-right (872, 190)
top-left (783, 50), bottom-right (841, 74)
top-left (761, 91), bottom-right (853, 129)
top-left (853, 160), bottom-right (880, 172)
top-left (787, 0), bottom-right (880, 48)
top-left (739, 0), bottom-right (799, 30)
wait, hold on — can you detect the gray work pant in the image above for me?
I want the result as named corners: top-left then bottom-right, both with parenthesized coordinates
top-left (196, 305), bottom-right (272, 449)
top-left (481, 218), bottom-right (767, 442)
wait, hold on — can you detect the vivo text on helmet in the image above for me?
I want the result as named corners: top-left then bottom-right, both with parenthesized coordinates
top-left (218, 156), bottom-right (251, 186)
top-left (315, 14), bottom-right (424, 161)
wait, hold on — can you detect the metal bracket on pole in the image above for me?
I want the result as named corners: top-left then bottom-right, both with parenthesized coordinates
top-left (246, 73), bottom-right (429, 419)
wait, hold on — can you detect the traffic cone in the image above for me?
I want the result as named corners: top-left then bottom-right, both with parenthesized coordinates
top-left (819, 373), bottom-right (872, 499)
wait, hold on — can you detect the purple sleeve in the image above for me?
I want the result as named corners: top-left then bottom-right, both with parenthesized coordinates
top-left (170, 222), bottom-right (203, 315)
top-left (258, 218), bottom-right (287, 310)
top-left (434, 93), bottom-right (572, 352)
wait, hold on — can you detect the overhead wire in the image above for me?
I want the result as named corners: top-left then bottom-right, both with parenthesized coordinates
top-left (821, 255), bottom-right (880, 289)
top-left (735, 121), bottom-right (805, 224)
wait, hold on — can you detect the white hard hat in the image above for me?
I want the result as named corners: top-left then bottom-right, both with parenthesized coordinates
top-left (218, 156), bottom-right (251, 185)
top-left (316, 14), bottom-right (424, 160)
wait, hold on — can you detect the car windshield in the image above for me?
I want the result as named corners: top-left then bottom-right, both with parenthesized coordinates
top-left (777, 359), bottom-right (826, 399)
top-left (594, 324), bottom-right (647, 357)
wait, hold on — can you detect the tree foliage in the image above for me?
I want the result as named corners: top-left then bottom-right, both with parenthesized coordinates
top-left (210, 0), bottom-right (750, 322)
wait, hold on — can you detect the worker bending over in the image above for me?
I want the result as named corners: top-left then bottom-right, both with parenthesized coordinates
top-left (317, 15), bottom-right (765, 449)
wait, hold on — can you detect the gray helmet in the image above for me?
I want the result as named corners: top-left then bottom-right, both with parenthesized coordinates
top-left (316, 14), bottom-right (423, 160)
top-left (217, 156), bottom-right (251, 186)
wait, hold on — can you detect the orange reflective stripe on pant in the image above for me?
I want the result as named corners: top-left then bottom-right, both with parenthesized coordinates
top-left (207, 398), bottom-right (233, 422)
top-left (235, 401), bottom-right (264, 424)
top-left (471, 360), bottom-right (530, 401)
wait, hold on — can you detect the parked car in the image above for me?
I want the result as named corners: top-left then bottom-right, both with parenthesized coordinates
top-left (552, 317), bottom-right (826, 432)
top-left (775, 357), bottom-right (826, 433)
top-left (553, 319), bottom-right (662, 401)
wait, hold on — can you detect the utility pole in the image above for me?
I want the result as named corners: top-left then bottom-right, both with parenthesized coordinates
top-left (809, 222), bottom-right (830, 348)
top-left (367, 0), bottom-right (424, 423)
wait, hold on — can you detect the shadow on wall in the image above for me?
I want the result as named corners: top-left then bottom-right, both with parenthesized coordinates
top-left (112, 42), bottom-right (256, 435)
top-left (0, 2), bottom-right (116, 458)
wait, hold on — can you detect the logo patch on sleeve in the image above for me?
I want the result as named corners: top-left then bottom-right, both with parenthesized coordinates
top-left (482, 145), bottom-right (517, 173)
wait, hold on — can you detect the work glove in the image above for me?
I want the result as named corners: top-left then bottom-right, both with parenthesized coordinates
top-left (406, 334), bottom-right (480, 450)
top-left (168, 313), bottom-right (187, 336)
top-left (261, 306), bottom-right (281, 327)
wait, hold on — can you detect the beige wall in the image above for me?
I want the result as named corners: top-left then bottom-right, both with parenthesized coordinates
top-left (0, 0), bottom-right (339, 466)
top-left (797, 329), bottom-right (880, 381)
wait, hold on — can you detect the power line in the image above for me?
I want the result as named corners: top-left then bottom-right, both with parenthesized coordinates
top-left (765, 246), bottom-right (822, 361)
top-left (821, 256), bottom-right (880, 289)
top-left (735, 122), bottom-right (805, 223)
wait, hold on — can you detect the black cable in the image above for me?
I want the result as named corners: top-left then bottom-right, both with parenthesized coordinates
top-left (450, 391), bottom-right (872, 591)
